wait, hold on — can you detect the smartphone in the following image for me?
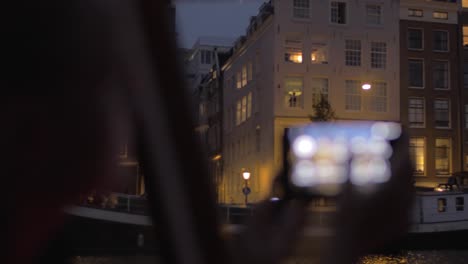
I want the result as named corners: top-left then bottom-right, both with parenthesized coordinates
top-left (284, 121), bottom-right (402, 197)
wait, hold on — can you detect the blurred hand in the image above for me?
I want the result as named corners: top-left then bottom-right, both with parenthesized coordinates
top-left (325, 133), bottom-right (415, 263)
top-left (229, 198), bottom-right (309, 264)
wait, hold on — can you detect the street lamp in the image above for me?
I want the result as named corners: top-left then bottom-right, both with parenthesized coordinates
top-left (242, 171), bottom-right (251, 206)
top-left (362, 83), bottom-right (372, 90)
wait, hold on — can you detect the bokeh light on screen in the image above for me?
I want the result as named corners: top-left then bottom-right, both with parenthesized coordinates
top-left (290, 122), bottom-right (401, 194)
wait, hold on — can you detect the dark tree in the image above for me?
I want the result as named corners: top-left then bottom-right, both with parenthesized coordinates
top-left (309, 93), bottom-right (336, 121)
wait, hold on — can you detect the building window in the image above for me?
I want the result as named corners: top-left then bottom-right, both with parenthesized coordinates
top-left (368, 81), bottom-right (387, 112)
top-left (345, 80), bottom-right (361, 111)
top-left (285, 36), bottom-right (303, 64)
top-left (456, 197), bottom-right (464, 212)
top-left (366, 4), bottom-right (382, 25)
top-left (284, 77), bottom-right (303, 108)
top-left (433, 61), bottom-right (449, 90)
top-left (311, 43), bottom-right (328, 64)
top-left (236, 71), bottom-right (242, 89)
top-left (371, 42), bottom-right (386, 69)
top-left (409, 98), bottom-right (425, 128)
top-left (409, 59), bottom-right (424, 88)
top-left (435, 138), bottom-right (451, 175)
top-left (241, 96), bottom-right (247, 122)
top-left (433, 11), bottom-right (448, 20)
top-left (247, 92), bottom-right (252, 118)
top-left (236, 101), bottom-right (241, 125)
top-left (345, 40), bottom-right (361, 66)
top-left (438, 198), bottom-right (447, 213)
top-left (434, 99), bottom-right (450, 128)
top-left (408, 28), bottom-right (423, 50)
top-left (311, 78), bottom-right (329, 105)
top-left (409, 138), bottom-right (425, 175)
top-left (293, 0), bottom-right (310, 19)
top-left (465, 105), bottom-right (468, 129)
top-left (331, 2), bottom-right (347, 24)
top-left (200, 50), bottom-right (212, 65)
top-left (433, 31), bottom-right (449, 52)
top-left (242, 65), bottom-right (247, 87)
top-left (408, 8), bottom-right (423, 17)
top-left (464, 27), bottom-right (468, 48)
top-left (247, 61), bottom-right (253, 82)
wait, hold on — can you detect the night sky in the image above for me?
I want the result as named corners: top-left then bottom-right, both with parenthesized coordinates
top-left (176, 0), bottom-right (265, 48)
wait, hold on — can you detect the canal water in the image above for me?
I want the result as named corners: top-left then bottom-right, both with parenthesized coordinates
top-left (71, 251), bottom-right (468, 264)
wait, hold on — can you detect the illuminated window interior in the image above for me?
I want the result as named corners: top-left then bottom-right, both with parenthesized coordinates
top-left (409, 138), bottom-right (425, 175)
top-left (311, 43), bottom-right (328, 64)
top-left (463, 26), bottom-right (468, 48)
top-left (284, 35), bottom-right (303, 64)
top-left (284, 76), bottom-right (303, 108)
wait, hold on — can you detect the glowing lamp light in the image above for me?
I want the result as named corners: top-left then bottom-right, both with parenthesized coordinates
top-left (242, 171), bottom-right (251, 180)
top-left (362, 83), bottom-right (372, 90)
top-left (297, 55), bottom-right (303, 63)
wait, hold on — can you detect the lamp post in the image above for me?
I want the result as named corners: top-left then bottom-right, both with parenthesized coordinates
top-left (242, 171), bottom-right (251, 206)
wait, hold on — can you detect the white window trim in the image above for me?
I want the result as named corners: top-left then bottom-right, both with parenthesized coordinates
top-left (433, 60), bottom-right (450, 91)
top-left (435, 138), bottom-right (452, 177)
top-left (408, 27), bottom-right (424, 51)
top-left (410, 137), bottom-right (426, 176)
top-left (433, 11), bottom-right (449, 20)
top-left (292, 0), bottom-right (311, 20)
top-left (408, 97), bottom-right (426, 128)
top-left (433, 30), bottom-right (450, 53)
top-left (434, 98), bottom-right (451, 129)
top-left (408, 8), bottom-right (424, 18)
top-left (344, 79), bottom-right (362, 112)
top-left (408, 58), bottom-right (425, 89)
top-left (370, 41), bottom-right (387, 69)
top-left (330, 1), bottom-right (348, 25)
top-left (365, 3), bottom-right (383, 26)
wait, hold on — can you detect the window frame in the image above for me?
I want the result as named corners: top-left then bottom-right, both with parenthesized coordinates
top-left (345, 80), bottom-right (362, 111)
top-left (345, 39), bottom-right (362, 67)
top-left (408, 58), bottom-right (425, 89)
top-left (435, 138), bottom-right (451, 176)
top-left (366, 4), bottom-right (383, 25)
top-left (433, 11), bottom-right (448, 20)
top-left (330, 1), bottom-right (347, 25)
top-left (284, 76), bottom-right (304, 109)
top-left (433, 60), bottom-right (450, 90)
top-left (433, 30), bottom-right (449, 52)
top-left (409, 137), bottom-right (426, 176)
top-left (293, 0), bottom-right (311, 19)
top-left (408, 28), bottom-right (424, 51)
top-left (311, 77), bottom-right (329, 106)
top-left (434, 98), bottom-right (451, 129)
top-left (370, 41), bottom-right (387, 69)
top-left (408, 8), bottom-right (423, 17)
top-left (367, 81), bottom-right (387, 112)
top-left (408, 97), bottom-right (426, 128)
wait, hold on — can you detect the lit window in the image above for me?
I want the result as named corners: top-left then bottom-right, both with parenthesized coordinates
top-left (241, 96), bottom-right (247, 122)
top-left (366, 4), bottom-right (382, 25)
top-left (409, 138), bottom-right (425, 175)
top-left (434, 99), bottom-right (450, 128)
top-left (368, 81), bottom-right (387, 112)
top-left (247, 92), bottom-right (252, 118)
top-left (409, 98), bottom-right (425, 128)
top-left (293, 0), bottom-right (310, 19)
top-left (456, 197), bottom-right (464, 212)
top-left (284, 77), bottom-right (303, 108)
top-left (434, 31), bottom-right (449, 52)
top-left (311, 43), bottom-right (328, 64)
top-left (247, 61), bottom-right (253, 82)
top-left (465, 105), bottom-right (468, 129)
top-left (236, 101), bottom-right (241, 125)
top-left (242, 65), bottom-right (247, 87)
top-left (331, 2), bottom-right (347, 24)
top-left (345, 80), bottom-right (361, 111)
top-left (435, 138), bottom-right (451, 175)
top-left (433, 11), bottom-right (448, 20)
top-left (285, 36), bottom-right (303, 64)
top-left (408, 59), bottom-right (424, 88)
top-left (371, 42), bottom-right (386, 69)
top-left (311, 78), bottom-right (329, 106)
top-left (408, 8), bottom-right (423, 17)
top-left (464, 27), bottom-right (468, 48)
top-left (345, 40), bottom-right (361, 66)
top-left (464, 0), bottom-right (468, 8)
top-left (438, 198), bottom-right (447, 212)
top-left (236, 71), bottom-right (242, 89)
top-left (408, 28), bottom-right (423, 50)
top-left (433, 61), bottom-right (449, 90)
